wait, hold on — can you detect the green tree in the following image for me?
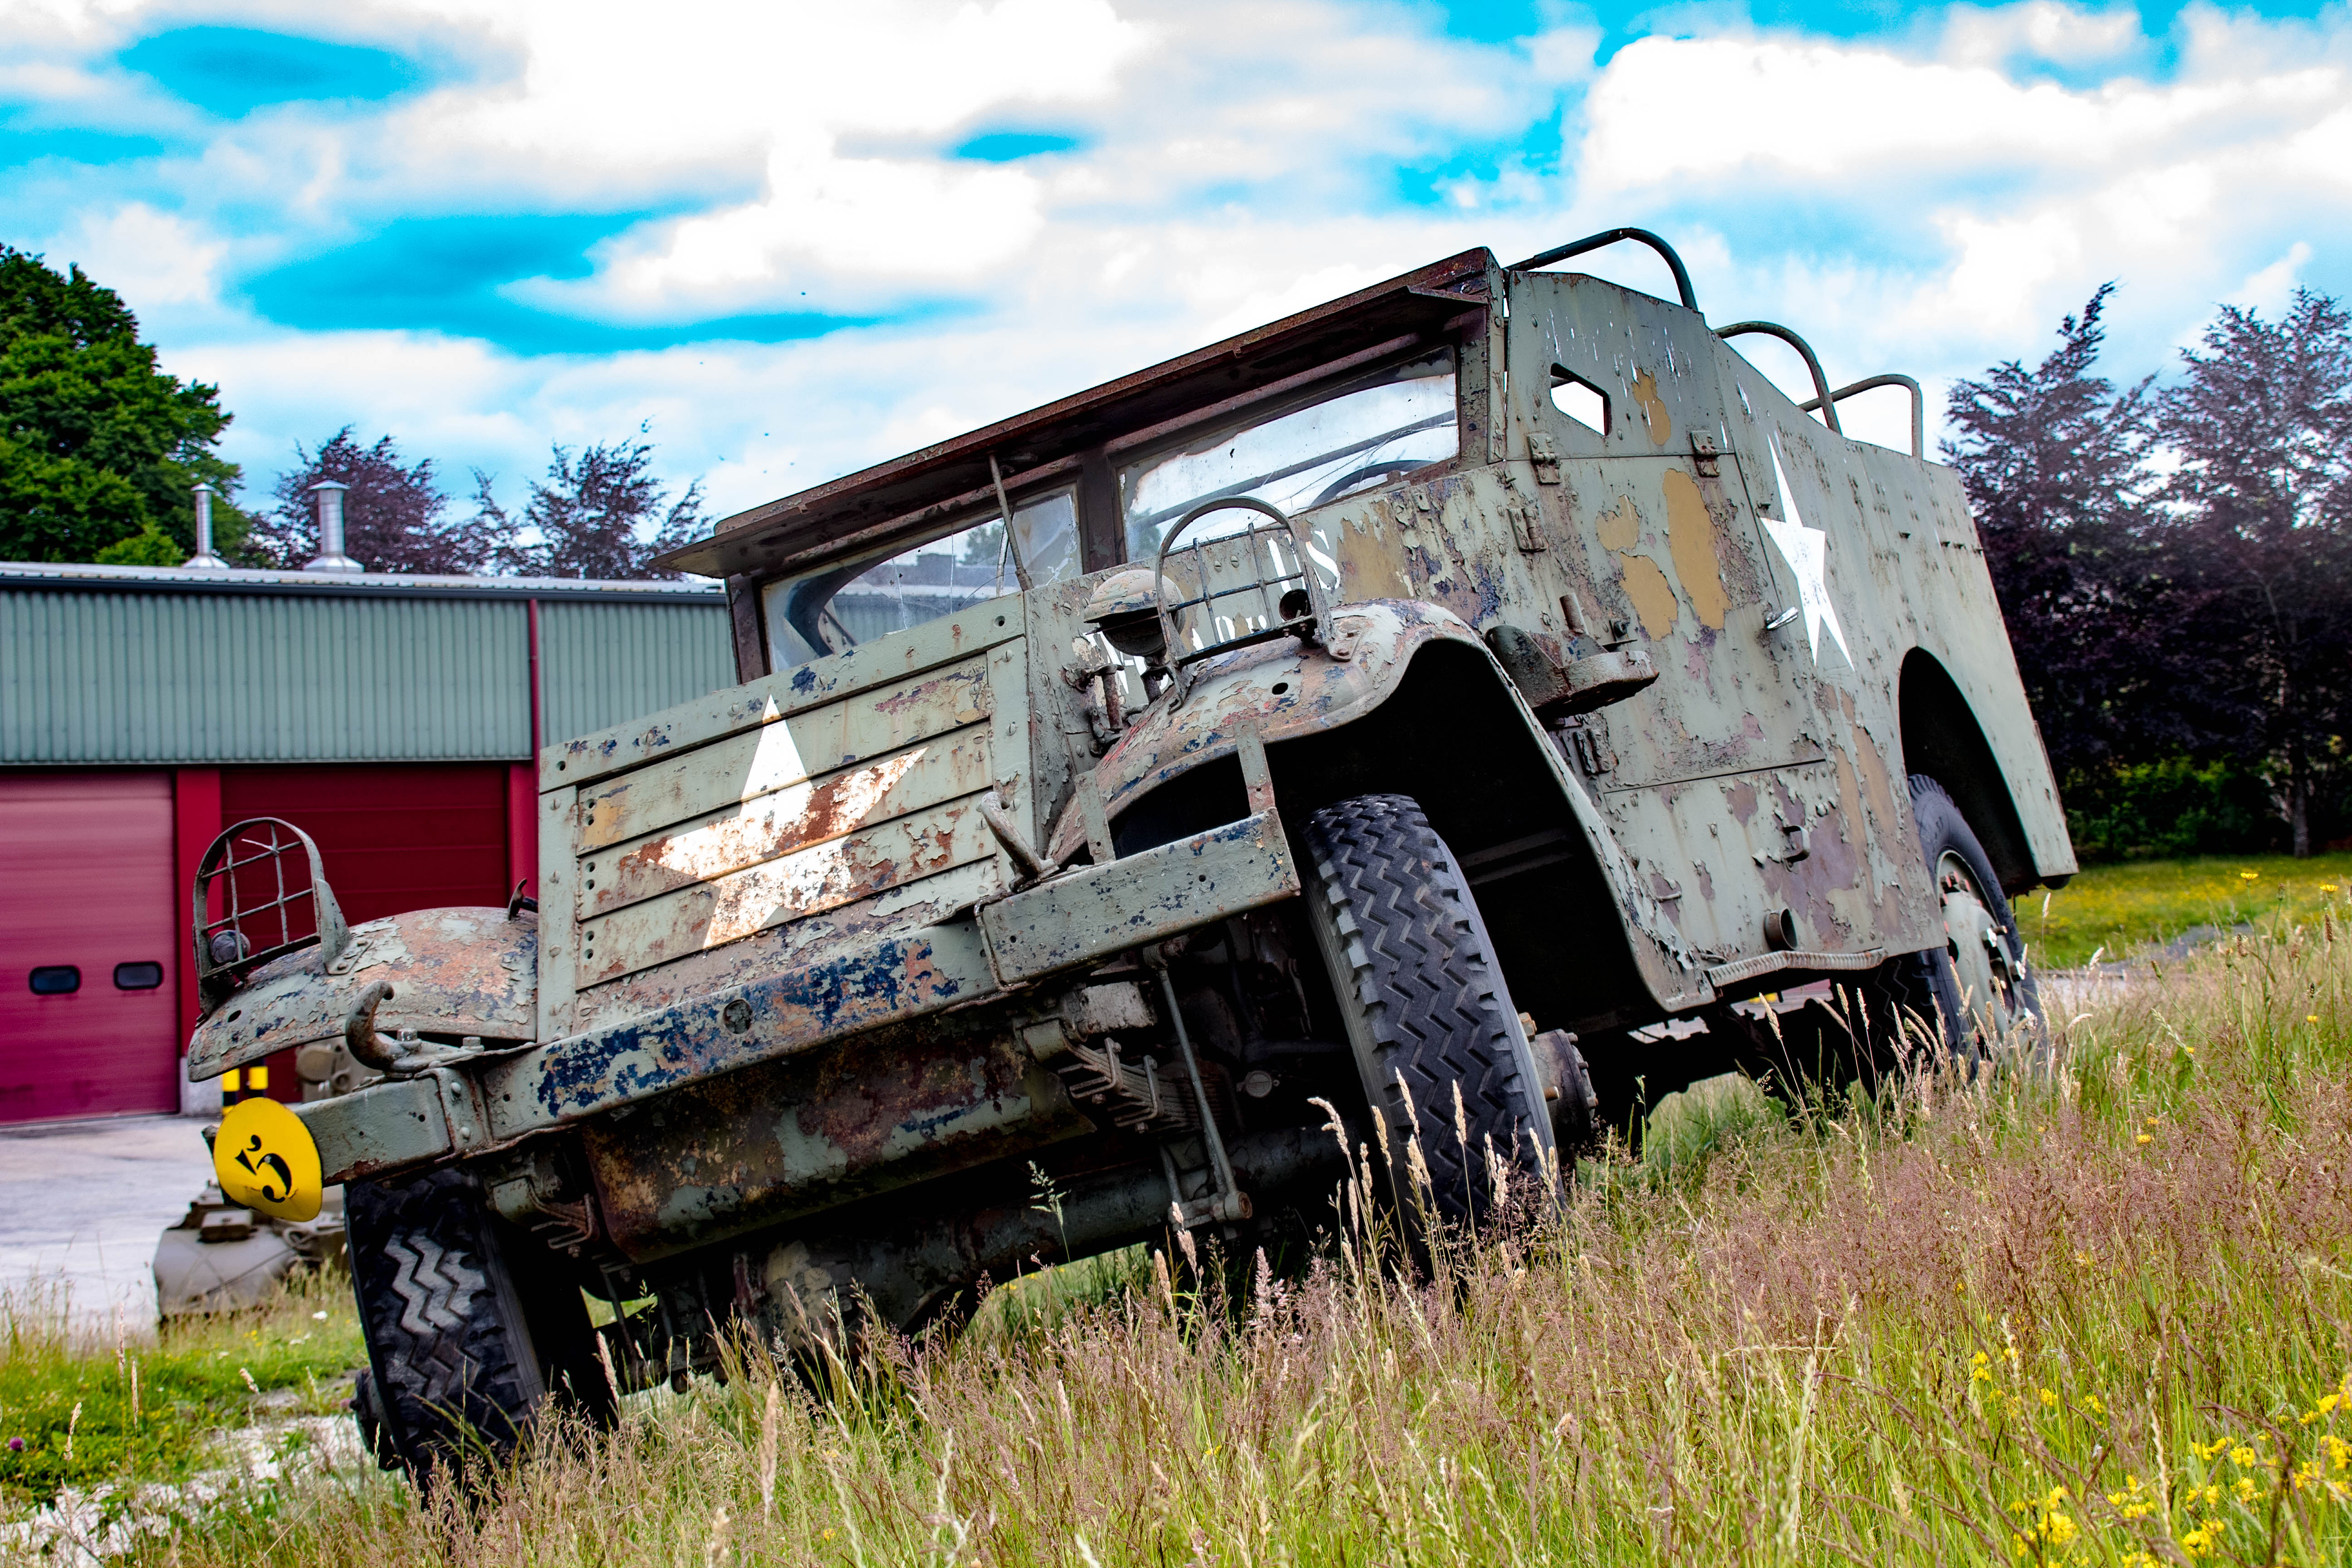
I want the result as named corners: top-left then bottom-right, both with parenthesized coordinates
top-left (2157, 289), bottom-right (2352, 857)
top-left (0, 246), bottom-right (251, 563)
top-left (480, 432), bottom-right (704, 580)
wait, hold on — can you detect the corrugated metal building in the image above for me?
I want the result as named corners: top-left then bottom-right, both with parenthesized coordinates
top-left (0, 563), bottom-right (733, 1123)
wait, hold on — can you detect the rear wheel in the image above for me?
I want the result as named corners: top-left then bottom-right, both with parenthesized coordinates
top-left (345, 1167), bottom-right (614, 1484)
top-left (1885, 774), bottom-right (2043, 1061)
top-left (1300, 793), bottom-right (1557, 1230)
top-left (1732, 776), bottom-right (2044, 1098)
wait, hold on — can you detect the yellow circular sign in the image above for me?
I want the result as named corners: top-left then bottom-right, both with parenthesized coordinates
top-left (214, 1097), bottom-right (324, 1222)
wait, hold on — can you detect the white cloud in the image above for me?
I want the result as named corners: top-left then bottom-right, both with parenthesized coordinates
top-left (42, 201), bottom-right (226, 307)
top-left (2219, 240), bottom-right (2313, 322)
top-left (4, 0), bottom-right (2349, 541)
top-left (1940, 0), bottom-right (2141, 68)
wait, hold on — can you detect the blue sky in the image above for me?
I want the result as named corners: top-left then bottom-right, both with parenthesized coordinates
top-left (2, 0), bottom-right (2346, 536)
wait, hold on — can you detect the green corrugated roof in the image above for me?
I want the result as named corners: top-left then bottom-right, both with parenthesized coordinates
top-left (0, 565), bottom-right (731, 765)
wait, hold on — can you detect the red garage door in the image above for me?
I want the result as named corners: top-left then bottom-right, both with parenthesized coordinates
top-left (220, 765), bottom-right (512, 925)
top-left (0, 774), bottom-right (182, 1122)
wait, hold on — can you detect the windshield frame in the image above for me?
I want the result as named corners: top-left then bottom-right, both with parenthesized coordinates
top-left (758, 484), bottom-right (1079, 671)
top-left (1108, 344), bottom-right (1466, 566)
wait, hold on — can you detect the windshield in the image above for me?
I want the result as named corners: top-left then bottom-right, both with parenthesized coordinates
top-left (760, 489), bottom-right (1078, 670)
top-left (1120, 351), bottom-right (1457, 562)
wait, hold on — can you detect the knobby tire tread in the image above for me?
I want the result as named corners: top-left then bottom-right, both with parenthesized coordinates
top-left (345, 1166), bottom-right (603, 1482)
top-left (1303, 793), bottom-right (1551, 1225)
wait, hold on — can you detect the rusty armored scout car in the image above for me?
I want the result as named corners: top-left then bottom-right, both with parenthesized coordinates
top-left (186, 228), bottom-right (2073, 1475)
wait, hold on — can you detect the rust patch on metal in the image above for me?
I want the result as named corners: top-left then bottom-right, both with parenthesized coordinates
top-left (1596, 495), bottom-right (1640, 551)
top-left (577, 800), bottom-right (998, 986)
top-left (570, 859), bottom-right (1000, 1030)
top-left (1630, 368), bottom-right (1671, 446)
top-left (1619, 554), bottom-right (1678, 639)
top-left (580, 1023), bottom-right (1093, 1260)
top-left (576, 662), bottom-right (991, 852)
top-left (584, 730), bottom-right (992, 919)
top-left (1661, 470), bottom-right (1728, 630)
top-left (187, 907), bottom-right (537, 1079)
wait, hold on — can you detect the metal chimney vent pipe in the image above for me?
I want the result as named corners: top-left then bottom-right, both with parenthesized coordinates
top-left (184, 481), bottom-right (228, 569)
top-left (304, 480), bottom-right (362, 574)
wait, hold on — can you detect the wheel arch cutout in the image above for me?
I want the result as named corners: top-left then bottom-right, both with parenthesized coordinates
top-left (1896, 648), bottom-right (2038, 895)
top-left (1104, 636), bottom-right (1658, 1034)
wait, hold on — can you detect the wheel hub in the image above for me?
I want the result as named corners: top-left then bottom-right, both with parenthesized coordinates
top-left (1937, 851), bottom-right (2029, 1050)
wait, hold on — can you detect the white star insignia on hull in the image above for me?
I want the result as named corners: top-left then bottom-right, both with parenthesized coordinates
top-left (1764, 435), bottom-right (1851, 666)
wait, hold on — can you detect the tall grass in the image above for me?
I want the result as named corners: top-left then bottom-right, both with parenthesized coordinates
top-left (116, 914), bottom-right (2352, 1564)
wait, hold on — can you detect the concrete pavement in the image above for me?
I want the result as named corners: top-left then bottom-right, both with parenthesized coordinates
top-left (0, 1113), bottom-right (213, 1328)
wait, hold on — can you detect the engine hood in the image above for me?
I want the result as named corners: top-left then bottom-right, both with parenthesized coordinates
top-left (186, 906), bottom-right (537, 1082)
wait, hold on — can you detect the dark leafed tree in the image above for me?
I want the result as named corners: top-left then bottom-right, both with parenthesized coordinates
top-left (1942, 285), bottom-right (2193, 782)
top-left (486, 434), bottom-right (706, 579)
top-left (2157, 289), bottom-right (2352, 856)
top-left (265, 427), bottom-right (507, 573)
top-left (0, 245), bottom-right (253, 564)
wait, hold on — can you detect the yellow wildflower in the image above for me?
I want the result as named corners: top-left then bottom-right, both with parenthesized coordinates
top-left (2075, 1392), bottom-right (2105, 1417)
top-left (2323, 883), bottom-right (2339, 893)
top-left (2137, 1133), bottom-right (2153, 1144)
top-left (2197, 1436), bottom-right (2232, 1461)
top-left (2232, 1476), bottom-right (2259, 1503)
top-left (2240, 870), bottom-right (2259, 880)
top-left (2323, 1434), bottom-right (2352, 1470)
top-left (2230, 1446), bottom-right (2259, 1468)
top-left (2180, 1522), bottom-right (2215, 1558)
top-left (1971, 1351), bottom-right (1993, 1383)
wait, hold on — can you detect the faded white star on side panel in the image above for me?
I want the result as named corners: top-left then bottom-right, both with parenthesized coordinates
top-left (1763, 433), bottom-right (1852, 666)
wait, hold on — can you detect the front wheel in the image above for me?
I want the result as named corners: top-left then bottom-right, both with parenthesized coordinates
top-left (345, 1167), bottom-right (614, 1484)
top-left (1300, 793), bottom-right (1557, 1231)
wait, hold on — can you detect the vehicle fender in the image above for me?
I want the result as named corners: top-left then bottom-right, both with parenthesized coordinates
top-left (1046, 599), bottom-right (1486, 862)
top-left (186, 907), bottom-right (537, 1082)
top-left (1045, 596), bottom-right (1705, 1006)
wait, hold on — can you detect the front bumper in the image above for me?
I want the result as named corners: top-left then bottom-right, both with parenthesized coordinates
top-left (295, 808), bottom-right (1300, 1188)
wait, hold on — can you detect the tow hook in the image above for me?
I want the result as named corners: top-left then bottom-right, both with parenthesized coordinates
top-left (343, 981), bottom-right (481, 1076)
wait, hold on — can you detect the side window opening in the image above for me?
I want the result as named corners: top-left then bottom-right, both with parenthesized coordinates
top-left (759, 489), bottom-right (1079, 672)
top-left (1550, 366), bottom-right (1609, 436)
